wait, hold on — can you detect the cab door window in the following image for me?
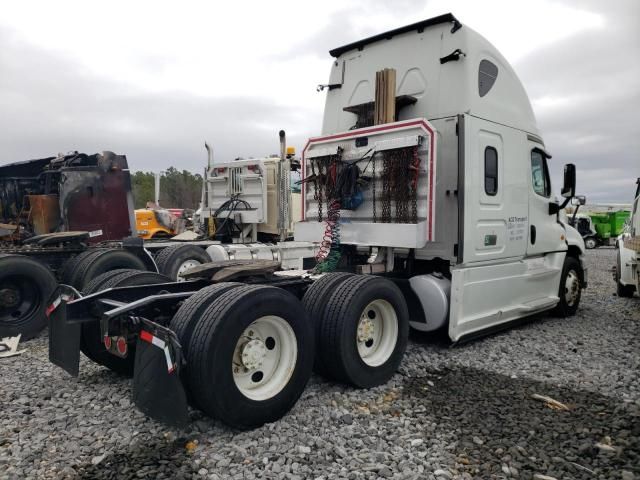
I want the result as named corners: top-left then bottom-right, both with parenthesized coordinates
top-left (530, 150), bottom-right (551, 197)
top-left (484, 146), bottom-right (498, 196)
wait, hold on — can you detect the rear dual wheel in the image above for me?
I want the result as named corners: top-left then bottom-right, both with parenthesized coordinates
top-left (155, 244), bottom-right (210, 282)
top-left (80, 269), bottom-right (170, 375)
top-left (301, 272), bottom-right (354, 375)
top-left (61, 248), bottom-right (148, 290)
top-left (0, 255), bottom-right (57, 340)
top-left (312, 275), bottom-right (409, 388)
top-left (168, 282), bottom-right (242, 405)
top-left (180, 285), bottom-right (313, 429)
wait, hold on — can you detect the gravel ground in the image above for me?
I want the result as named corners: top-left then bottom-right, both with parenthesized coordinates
top-left (1, 248), bottom-right (638, 480)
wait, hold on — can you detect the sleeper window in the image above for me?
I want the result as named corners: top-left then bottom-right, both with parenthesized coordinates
top-left (478, 60), bottom-right (498, 97)
top-left (531, 150), bottom-right (551, 197)
top-left (484, 146), bottom-right (498, 196)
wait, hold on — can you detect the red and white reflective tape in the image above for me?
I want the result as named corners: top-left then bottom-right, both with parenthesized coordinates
top-left (140, 330), bottom-right (175, 373)
top-left (45, 294), bottom-right (73, 318)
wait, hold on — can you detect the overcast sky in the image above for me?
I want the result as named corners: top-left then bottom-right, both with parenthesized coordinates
top-left (1, 0), bottom-right (638, 203)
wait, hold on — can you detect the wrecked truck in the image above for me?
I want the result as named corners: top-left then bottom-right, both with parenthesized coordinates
top-left (0, 151), bottom-right (154, 340)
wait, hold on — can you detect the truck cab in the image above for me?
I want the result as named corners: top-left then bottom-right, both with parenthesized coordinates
top-left (295, 13), bottom-right (586, 341)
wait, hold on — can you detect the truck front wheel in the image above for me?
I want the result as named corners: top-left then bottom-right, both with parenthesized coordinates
top-left (552, 256), bottom-right (583, 317)
top-left (584, 237), bottom-right (597, 249)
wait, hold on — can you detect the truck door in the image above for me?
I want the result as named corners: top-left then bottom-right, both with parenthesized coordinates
top-left (460, 116), bottom-right (528, 264)
top-left (526, 143), bottom-right (567, 256)
top-left (448, 121), bottom-right (564, 342)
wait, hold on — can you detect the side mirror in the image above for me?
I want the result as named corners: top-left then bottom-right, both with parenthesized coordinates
top-left (561, 163), bottom-right (576, 199)
top-left (571, 195), bottom-right (586, 206)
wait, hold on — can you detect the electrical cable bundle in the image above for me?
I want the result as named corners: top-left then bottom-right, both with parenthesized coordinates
top-left (211, 193), bottom-right (252, 239)
top-left (314, 199), bottom-right (341, 272)
top-left (311, 149), bottom-right (380, 272)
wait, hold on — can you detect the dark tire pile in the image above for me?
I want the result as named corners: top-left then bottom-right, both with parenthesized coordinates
top-left (0, 248), bottom-right (637, 480)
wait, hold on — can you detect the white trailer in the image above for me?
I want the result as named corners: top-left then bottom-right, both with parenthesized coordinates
top-left (614, 178), bottom-right (639, 297)
top-left (48, 14), bottom-right (587, 430)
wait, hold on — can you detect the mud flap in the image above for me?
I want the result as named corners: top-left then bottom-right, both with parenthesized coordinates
top-left (48, 300), bottom-right (82, 377)
top-left (132, 337), bottom-right (188, 427)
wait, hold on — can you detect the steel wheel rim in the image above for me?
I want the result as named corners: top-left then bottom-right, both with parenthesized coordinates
top-left (176, 259), bottom-right (201, 282)
top-left (356, 299), bottom-right (398, 367)
top-left (564, 270), bottom-right (580, 306)
top-left (232, 315), bottom-right (298, 401)
top-left (0, 276), bottom-right (40, 327)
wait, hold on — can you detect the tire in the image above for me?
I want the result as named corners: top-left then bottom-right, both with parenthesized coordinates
top-left (169, 282), bottom-right (242, 404)
top-left (616, 250), bottom-right (635, 298)
top-left (82, 269), bottom-right (139, 296)
top-left (318, 275), bottom-right (409, 388)
top-left (80, 270), bottom-right (170, 375)
top-left (584, 237), bottom-right (597, 250)
top-left (552, 256), bottom-right (583, 317)
top-left (72, 248), bottom-right (147, 290)
top-left (155, 244), bottom-right (211, 282)
top-left (71, 249), bottom-right (114, 288)
top-left (301, 272), bottom-right (354, 375)
top-left (187, 285), bottom-right (314, 429)
top-left (59, 248), bottom-right (107, 284)
top-left (0, 255), bottom-right (57, 340)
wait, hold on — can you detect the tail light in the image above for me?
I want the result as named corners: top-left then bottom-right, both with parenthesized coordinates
top-left (116, 337), bottom-right (128, 356)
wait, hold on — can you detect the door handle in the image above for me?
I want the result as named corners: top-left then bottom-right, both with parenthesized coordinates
top-left (530, 225), bottom-right (537, 245)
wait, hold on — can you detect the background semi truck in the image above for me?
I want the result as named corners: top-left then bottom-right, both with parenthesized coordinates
top-left (48, 13), bottom-right (586, 430)
top-left (139, 134), bottom-right (315, 281)
top-left (614, 178), bottom-right (640, 297)
top-left (0, 152), bottom-right (154, 340)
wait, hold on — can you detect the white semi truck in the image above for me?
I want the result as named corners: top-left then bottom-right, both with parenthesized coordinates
top-left (614, 178), bottom-right (639, 297)
top-left (48, 13), bottom-right (586, 429)
top-left (139, 135), bottom-right (315, 282)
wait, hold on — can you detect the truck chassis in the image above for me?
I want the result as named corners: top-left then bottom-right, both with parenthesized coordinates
top-left (48, 261), bottom-right (409, 429)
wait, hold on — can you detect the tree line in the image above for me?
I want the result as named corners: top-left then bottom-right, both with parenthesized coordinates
top-left (131, 167), bottom-right (203, 210)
